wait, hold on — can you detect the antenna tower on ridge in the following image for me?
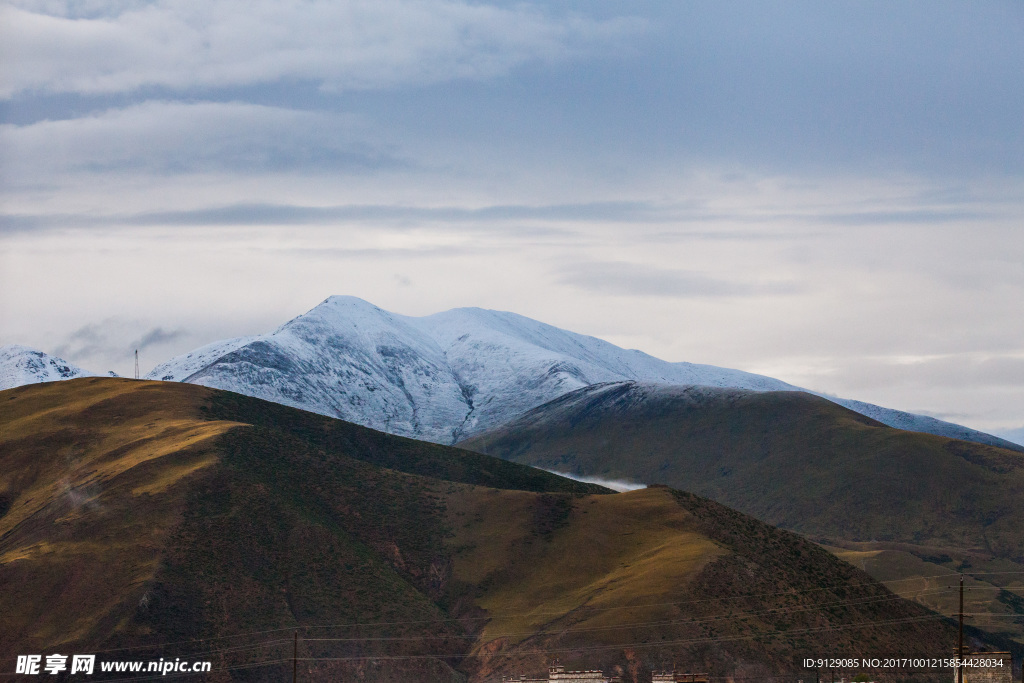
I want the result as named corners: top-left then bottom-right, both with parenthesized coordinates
top-left (135, 349), bottom-right (140, 380)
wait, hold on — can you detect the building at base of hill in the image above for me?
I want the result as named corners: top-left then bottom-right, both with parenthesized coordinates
top-left (953, 652), bottom-right (1012, 683)
top-left (501, 662), bottom-right (621, 683)
top-left (651, 673), bottom-right (709, 683)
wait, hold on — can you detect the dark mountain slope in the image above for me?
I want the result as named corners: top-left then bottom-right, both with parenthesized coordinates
top-left (461, 382), bottom-right (1024, 557)
top-left (445, 485), bottom-right (973, 682)
top-left (0, 379), bottom-right (994, 681)
top-left (459, 381), bottom-right (1024, 647)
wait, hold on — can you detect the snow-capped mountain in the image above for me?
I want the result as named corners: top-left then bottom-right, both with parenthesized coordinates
top-left (0, 345), bottom-right (98, 390)
top-left (149, 296), bottom-right (794, 443)
top-left (147, 296), bottom-right (1021, 451)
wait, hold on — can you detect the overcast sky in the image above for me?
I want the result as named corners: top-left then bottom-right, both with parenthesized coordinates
top-left (1, 0), bottom-right (1022, 438)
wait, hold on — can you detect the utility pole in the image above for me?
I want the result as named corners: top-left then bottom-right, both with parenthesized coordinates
top-left (958, 574), bottom-right (964, 683)
top-left (293, 631), bottom-right (298, 683)
top-left (134, 350), bottom-right (139, 380)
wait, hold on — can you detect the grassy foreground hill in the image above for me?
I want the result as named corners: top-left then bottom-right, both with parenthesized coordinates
top-left (0, 378), bottom-right (983, 681)
top-left (459, 381), bottom-right (1024, 649)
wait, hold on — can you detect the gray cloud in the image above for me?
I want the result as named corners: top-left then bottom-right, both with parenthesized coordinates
top-left (52, 322), bottom-right (108, 360)
top-left (558, 261), bottom-right (803, 299)
top-left (0, 201), bottom-right (672, 235)
top-left (131, 200), bottom-right (666, 226)
top-left (51, 319), bottom-right (191, 371)
top-left (0, 101), bottom-right (405, 182)
top-left (0, 0), bottom-right (643, 97)
top-left (3, 200), bottom-right (1007, 238)
top-left (815, 209), bottom-right (993, 226)
top-left (827, 355), bottom-right (1024, 392)
top-left (130, 327), bottom-right (187, 351)
top-left (260, 245), bottom-right (486, 261)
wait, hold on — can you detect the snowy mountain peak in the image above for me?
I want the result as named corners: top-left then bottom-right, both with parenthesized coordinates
top-left (142, 296), bottom-right (1021, 452)
top-left (146, 298), bottom-right (805, 443)
top-left (302, 295), bottom-right (396, 324)
top-left (148, 297), bottom-right (472, 443)
top-left (0, 345), bottom-right (98, 391)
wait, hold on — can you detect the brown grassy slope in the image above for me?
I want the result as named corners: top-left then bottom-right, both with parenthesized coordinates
top-left (458, 381), bottom-right (1024, 647)
top-left (0, 378), bottom-right (600, 681)
top-left (0, 378), bottom-right (241, 655)
top-left (442, 485), bottom-right (963, 683)
top-left (827, 544), bottom-right (1024, 647)
top-left (0, 379), bottom-right (982, 682)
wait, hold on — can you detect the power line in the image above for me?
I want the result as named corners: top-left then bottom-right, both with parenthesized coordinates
top-left (82, 614), bottom-right (958, 679)
top-left (288, 614), bottom-right (950, 662)
top-left (73, 571), bottom-right (990, 656)
top-left (74, 589), bottom-right (1000, 659)
top-left (8, 610), bottom-right (1024, 682)
top-left (84, 658), bottom-right (294, 683)
top-left (5, 588), bottom-right (962, 672)
top-left (302, 589), bottom-right (961, 643)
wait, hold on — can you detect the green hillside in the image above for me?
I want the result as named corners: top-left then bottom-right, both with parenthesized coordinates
top-left (459, 381), bottom-right (1024, 648)
top-left (0, 379), bottom-right (989, 681)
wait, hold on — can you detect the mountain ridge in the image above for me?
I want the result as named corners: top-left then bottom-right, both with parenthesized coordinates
top-left (459, 379), bottom-right (1024, 551)
top-left (3, 296), bottom-right (1017, 450)
top-left (146, 295), bottom-right (804, 444)
top-left (147, 296), bottom-right (1024, 450)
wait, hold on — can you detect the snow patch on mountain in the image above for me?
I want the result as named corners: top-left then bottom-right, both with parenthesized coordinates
top-left (148, 297), bottom-right (473, 442)
top-left (408, 307), bottom-right (797, 437)
top-left (148, 336), bottom-right (258, 382)
top-left (147, 296), bottom-right (802, 443)
top-left (0, 345), bottom-right (98, 390)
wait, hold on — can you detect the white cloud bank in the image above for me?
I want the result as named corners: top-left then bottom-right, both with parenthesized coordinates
top-left (0, 0), bottom-right (643, 97)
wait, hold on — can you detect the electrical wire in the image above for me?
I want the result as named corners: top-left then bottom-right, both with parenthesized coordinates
top-left (69, 571), bottom-right (991, 656)
top-left (285, 614), bottom-right (950, 662)
top-left (301, 588), bottom-right (961, 643)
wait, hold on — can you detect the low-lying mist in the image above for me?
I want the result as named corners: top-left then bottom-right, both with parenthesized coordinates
top-left (542, 469), bottom-right (645, 493)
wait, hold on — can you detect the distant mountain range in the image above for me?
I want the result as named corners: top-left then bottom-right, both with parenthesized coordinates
top-left (2, 295), bottom-right (1018, 450)
top-left (0, 378), bottom-right (974, 681)
top-left (0, 344), bottom-right (99, 388)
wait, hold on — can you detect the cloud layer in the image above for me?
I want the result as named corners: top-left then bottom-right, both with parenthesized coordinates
top-left (0, 100), bottom-right (393, 186)
top-left (1, 0), bottom-right (641, 97)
